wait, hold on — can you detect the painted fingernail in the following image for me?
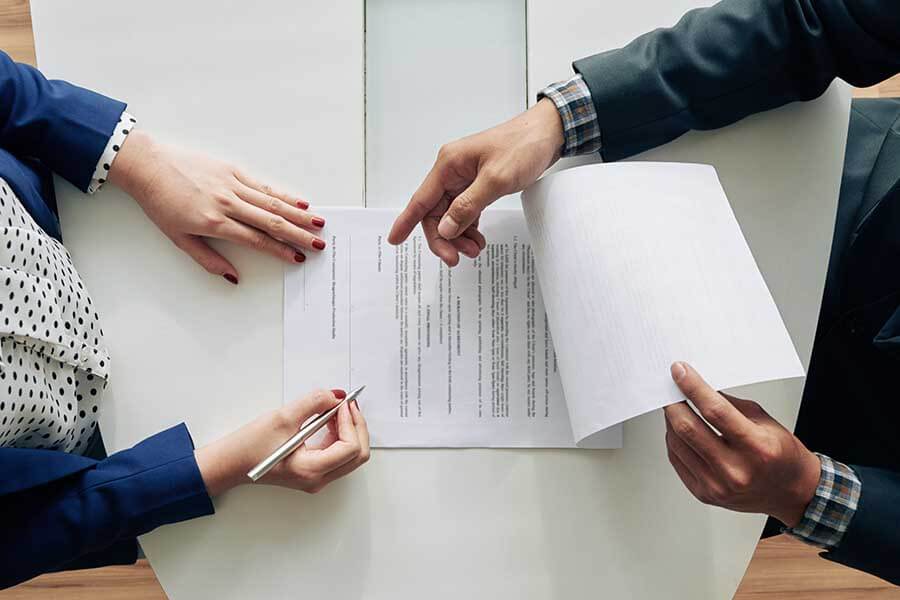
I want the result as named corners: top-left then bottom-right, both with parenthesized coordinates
top-left (332, 389), bottom-right (347, 400)
top-left (223, 273), bottom-right (238, 285)
top-left (671, 362), bottom-right (687, 382)
top-left (438, 215), bottom-right (459, 239)
top-left (296, 200), bottom-right (309, 210)
top-left (311, 217), bottom-right (326, 228)
top-left (294, 252), bottom-right (306, 263)
top-left (312, 239), bottom-right (326, 250)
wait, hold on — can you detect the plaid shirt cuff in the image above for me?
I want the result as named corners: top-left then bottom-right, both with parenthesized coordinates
top-left (537, 75), bottom-right (601, 158)
top-left (784, 453), bottom-right (861, 549)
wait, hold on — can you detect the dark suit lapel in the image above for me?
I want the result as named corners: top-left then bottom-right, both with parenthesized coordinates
top-left (851, 117), bottom-right (900, 246)
top-left (838, 106), bottom-right (900, 312)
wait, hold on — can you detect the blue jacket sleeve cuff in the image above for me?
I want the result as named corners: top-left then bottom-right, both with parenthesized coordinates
top-left (0, 51), bottom-right (126, 192)
top-left (0, 423), bottom-right (214, 588)
top-left (91, 422), bottom-right (216, 532)
top-left (39, 78), bottom-right (126, 193)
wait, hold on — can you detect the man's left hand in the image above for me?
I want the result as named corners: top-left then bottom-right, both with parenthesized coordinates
top-left (665, 361), bottom-right (821, 527)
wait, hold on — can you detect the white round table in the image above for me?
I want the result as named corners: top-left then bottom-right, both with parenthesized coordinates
top-left (31, 1), bottom-right (851, 597)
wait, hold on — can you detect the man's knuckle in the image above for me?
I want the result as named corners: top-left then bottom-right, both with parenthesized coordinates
top-left (755, 442), bottom-right (780, 466)
top-left (673, 419), bottom-right (695, 439)
top-left (704, 401), bottom-right (730, 425)
top-left (412, 195), bottom-right (434, 213)
top-left (437, 143), bottom-right (458, 163)
top-left (681, 379), bottom-right (703, 401)
top-left (726, 468), bottom-right (751, 493)
top-left (482, 167), bottom-right (510, 190)
top-left (452, 195), bottom-right (475, 217)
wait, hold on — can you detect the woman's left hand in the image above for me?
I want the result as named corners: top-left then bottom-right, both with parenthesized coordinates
top-left (109, 129), bottom-right (328, 284)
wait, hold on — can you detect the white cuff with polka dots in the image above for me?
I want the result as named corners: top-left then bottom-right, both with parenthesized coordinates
top-left (87, 111), bottom-right (137, 194)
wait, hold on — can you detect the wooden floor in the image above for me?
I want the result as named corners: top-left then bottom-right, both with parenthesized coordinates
top-left (2, 0), bottom-right (900, 597)
top-left (2, 535), bottom-right (898, 599)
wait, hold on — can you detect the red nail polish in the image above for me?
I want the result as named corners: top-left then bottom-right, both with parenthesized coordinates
top-left (332, 389), bottom-right (347, 400)
top-left (296, 200), bottom-right (309, 210)
top-left (311, 217), bottom-right (326, 228)
top-left (312, 239), bottom-right (326, 250)
top-left (294, 252), bottom-right (306, 263)
top-left (223, 274), bottom-right (238, 285)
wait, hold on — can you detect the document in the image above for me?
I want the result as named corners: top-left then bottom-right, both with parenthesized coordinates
top-left (284, 209), bottom-right (610, 447)
top-left (284, 163), bottom-right (804, 448)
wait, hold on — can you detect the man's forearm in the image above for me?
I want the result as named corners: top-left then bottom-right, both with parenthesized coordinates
top-left (568, 0), bottom-right (900, 161)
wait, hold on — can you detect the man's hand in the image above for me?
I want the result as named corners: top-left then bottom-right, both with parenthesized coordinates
top-left (388, 98), bottom-right (565, 266)
top-left (665, 362), bottom-right (821, 527)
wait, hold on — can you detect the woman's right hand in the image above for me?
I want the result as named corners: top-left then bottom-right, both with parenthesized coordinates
top-left (195, 389), bottom-right (370, 497)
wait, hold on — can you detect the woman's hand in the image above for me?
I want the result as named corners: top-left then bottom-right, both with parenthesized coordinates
top-left (195, 389), bottom-right (370, 497)
top-left (109, 130), bottom-right (328, 284)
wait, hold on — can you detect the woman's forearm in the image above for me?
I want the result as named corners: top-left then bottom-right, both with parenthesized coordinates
top-left (195, 417), bottom-right (275, 497)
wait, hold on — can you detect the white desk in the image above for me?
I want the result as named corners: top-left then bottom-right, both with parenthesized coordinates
top-left (31, 1), bottom-right (850, 598)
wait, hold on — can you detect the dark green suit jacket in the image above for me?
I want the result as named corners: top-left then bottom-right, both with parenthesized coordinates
top-left (573, 0), bottom-right (900, 584)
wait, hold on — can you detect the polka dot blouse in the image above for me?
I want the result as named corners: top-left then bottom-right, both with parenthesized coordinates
top-left (0, 112), bottom-right (134, 453)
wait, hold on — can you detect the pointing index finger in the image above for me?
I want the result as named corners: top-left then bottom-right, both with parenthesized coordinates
top-left (670, 361), bottom-right (755, 442)
top-left (389, 163), bottom-right (446, 245)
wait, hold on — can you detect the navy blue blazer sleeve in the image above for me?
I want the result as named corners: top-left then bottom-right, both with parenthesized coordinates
top-left (573, 0), bottom-right (900, 161)
top-left (0, 424), bottom-right (215, 589)
top-left (822, 465), bottom-right (900, 584)
top-left (0, 50), bottom-right (125, 192)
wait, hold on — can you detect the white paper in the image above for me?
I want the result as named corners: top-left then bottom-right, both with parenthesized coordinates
top-left (286, 163), bottom-right (802, 448)
top-left (284, 208), bottom-right (623, 448)
top-left (523, 163), bottom-right (805, 443)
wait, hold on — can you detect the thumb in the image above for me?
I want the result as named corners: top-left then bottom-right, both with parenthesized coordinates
top-left (437, 174), bottom-right (500, 240)
top-left (284, 389), bottom-right (344, 425)
top-left (176, 236), bottom-right (239, 285)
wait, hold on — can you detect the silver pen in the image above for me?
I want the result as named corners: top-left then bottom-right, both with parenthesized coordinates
top-left (247, 385), bottom-right (366, 482)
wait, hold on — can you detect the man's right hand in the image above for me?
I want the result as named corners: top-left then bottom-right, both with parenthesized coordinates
top-left (388, 98), bottom-right (565, 266)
